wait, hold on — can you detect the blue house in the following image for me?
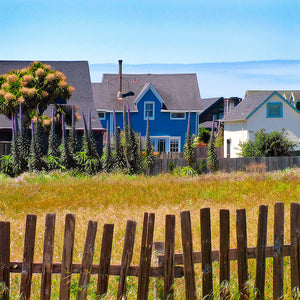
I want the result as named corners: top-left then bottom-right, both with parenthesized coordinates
top-left (92, 61), bottom-right (202, 152)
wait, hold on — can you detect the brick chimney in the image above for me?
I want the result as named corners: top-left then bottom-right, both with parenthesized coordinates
top-left (117, 59), bottom-right (123, 100)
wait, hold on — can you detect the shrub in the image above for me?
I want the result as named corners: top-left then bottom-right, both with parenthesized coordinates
top-left (198, 126), bottom-right (210, 144)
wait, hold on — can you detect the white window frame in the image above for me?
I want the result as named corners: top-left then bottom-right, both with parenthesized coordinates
top-left (98, 111), bottom-right (106, 120)
top-left (170, 112), bottom-right (186, 120)
top-left (169, 137), bottom-right (181, 153)
top-left (144, 101), bottom-right (155, 120)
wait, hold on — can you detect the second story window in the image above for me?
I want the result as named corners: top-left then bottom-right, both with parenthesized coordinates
top-left (267, 102), bottom-right (283, 118)
top-left (144, 102), bottom-right (155, 120)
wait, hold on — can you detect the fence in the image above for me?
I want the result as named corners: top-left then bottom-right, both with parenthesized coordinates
top-left (0, 203), bottom-right (299, 299)
top-left (152, 156), bottom-right (300, 174)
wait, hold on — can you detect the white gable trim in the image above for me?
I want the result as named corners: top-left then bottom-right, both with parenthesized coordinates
top-left (135, 83), bottom-right (165, 108)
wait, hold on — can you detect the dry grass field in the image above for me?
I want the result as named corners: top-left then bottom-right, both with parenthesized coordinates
top-left (0, 168), bottom-right (299, 298)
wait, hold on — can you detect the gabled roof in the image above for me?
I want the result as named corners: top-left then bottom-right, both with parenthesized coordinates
top-left (134, 83), bottom-right (165, 107)
top-left (223, 91), bottom-right (300, 122)
top-left (199, 97), bottom-right (224, 116)
top-left (92, 73), bottom-right (202, 112)
top-left (246, 90), bottom-right (300, 101)
top-left (0, 60), bottom-right (104, 130)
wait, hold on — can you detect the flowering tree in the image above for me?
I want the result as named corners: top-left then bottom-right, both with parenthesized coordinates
top-left (0, 61), bottom-right (75, 126)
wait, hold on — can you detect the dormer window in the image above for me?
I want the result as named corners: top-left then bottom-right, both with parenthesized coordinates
top-left (267, 102), bottom-right (282, 118)
top-left (144, 102), bottom-right (155, 120)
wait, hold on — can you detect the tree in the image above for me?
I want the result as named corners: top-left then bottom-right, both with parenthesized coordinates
top-left (0, 61), bottom-right (74, 126)
top-left (239, 128), bottom-right (296, 157)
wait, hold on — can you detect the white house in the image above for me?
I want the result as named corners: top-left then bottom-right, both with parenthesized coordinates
top-left (223, 91), bottom-right (300, 158)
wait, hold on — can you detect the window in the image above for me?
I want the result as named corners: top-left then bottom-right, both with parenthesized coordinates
top-left (170, 138), bottom-right (180, 152)
top-left (170, 112), bottom-right (186, 120)
top-left (98, 112), bottom-right (106, 120)
top-left (144, 102), bottom-right (155, 120)
top-left (267, 102), bottom-right (283, 118)
top-left (158, 139), bottom-right (166, 152)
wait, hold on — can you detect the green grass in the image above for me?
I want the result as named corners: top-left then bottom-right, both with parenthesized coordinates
top-left (0, 169), bottom-right (300, 299)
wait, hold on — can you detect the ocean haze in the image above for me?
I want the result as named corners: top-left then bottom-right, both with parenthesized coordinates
top-left (89, 60), bottom-right (300, 99)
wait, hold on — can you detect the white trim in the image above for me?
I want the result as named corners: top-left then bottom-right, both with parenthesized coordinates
top-left (135, 83), bottom-right (164, 108)
top-left (161, 109), bottom-right (203, 113)
top-left (170, 112), bottom-right (186, 120)
top-left (169, 137), bottom-right (181, 153)
top-left (144, 101), bottom-right (155, 120)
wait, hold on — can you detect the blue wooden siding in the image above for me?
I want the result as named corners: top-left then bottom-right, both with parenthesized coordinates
top-left (99, 89), bottom-right (198, 151)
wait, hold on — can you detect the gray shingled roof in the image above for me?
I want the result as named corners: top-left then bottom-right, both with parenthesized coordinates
top-left (92, 73), bottom-right (202, 112)
top-left (0, 60), bottom-right (103, 130)
top-left (247, 90), bottom-right (300, 101)
top-left (223, 92), bottom-right (273, 121)
top-left (200, 97), bottom-right (223, 114)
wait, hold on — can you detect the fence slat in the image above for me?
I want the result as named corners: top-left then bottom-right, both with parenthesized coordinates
top-left (220, 209), bottom-right (230, 299)
top-left (0, 222), bottom-right (10, 300)
top-left (59, 214), bottom-right (76, 300)
top-left (96, 223), bottom-right (114, 298)
top-left (164, 215), bottom-right (175, 300)
top-left (290, 202), bottom-right (300, 291)
top-left (117, 220), bottom-right (137, 300)
top-left (40, 213), bottom-right (56, 300)
top-left (236, 209), bottom-right (249, 300)
top-left (273, 203), bottom-right (284, 300)
top-left (76, 220), bottom-right (98, 300)
top-left (200, 208), bottom-right (213, 299)
top-left (180, 210), bottom-right (196, 300)
top-left (137, 213), bottom-right (155, 300)
top-left (20, 215), bottom-right (37, 300)
top-left (255, 205), bottom-right (268, 299)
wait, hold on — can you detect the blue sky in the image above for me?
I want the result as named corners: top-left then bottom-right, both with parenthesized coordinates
top-left (1, 0), bottom-right (300, 64)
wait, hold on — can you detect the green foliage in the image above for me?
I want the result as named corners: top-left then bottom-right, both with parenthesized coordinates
top-left (0, 154), bottom-right (15, 177)
top-left (102, 122), bottom-right (114, 173)
top-left (68, 106), bottom-right (78, 157)
top-left (239, 128), bottom-right (296, 157)
top-left (48, 108), bottom-right (59, 157)
top-left (207, 132), bottom-right (219, 172)
top-left (29, 121), bottom-right (44, 172)
top-left (0, 61), bottom-right (74, 126)
top-left (183, 112), bottom-right (196, 167)
top-left (144, 114), bottom-right (154, 172)
top-left (74, 151), bottom-right (101, 175)
top-left (198, 126), bottom-right (210, 144)
top-left (173, 166), bottom-right (196, 176)
top-left (45, 155), bottom-right (63, 171)
top-left (60, 115), bottom-right (72, 170)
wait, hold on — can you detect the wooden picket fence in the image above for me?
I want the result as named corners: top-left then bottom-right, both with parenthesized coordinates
top-left (0, 203), bottom-right (299, 299)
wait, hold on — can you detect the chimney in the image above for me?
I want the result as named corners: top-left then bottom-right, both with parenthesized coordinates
top-left (118, 59), bottom-right (123, 100)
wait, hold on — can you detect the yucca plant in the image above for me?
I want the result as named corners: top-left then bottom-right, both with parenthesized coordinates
top-left (112, 109), bottom-right (126, 170)
top-left (207, 118), bottom-right (219, 172)
top-left (29, 120), bottom-right (44, 171)
top-left (144, 113), bottom-right (154, 174)
top-left (47, 107), bottom-right (59, 158)
top-left (59, 114), bottom-right (72, 170)
top-left (67, 106), bottom-right (78, 157)
top-left (101, 121), bottom-right (114, 172)
top-left (17, 103), bottom-right (30, 172)
top-left (183, 112), bottom-right (196, 168)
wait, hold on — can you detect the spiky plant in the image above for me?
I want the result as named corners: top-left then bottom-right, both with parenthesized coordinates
top-left (207, 118), bottom-right (219, 172)
top-left (47, 107), bottom-right (59, 157)
top-left (112, 109), bottom-right (126, 170)
top-left (67, 106), bottom-right (78, 157)
top-left (101, 121), bottom-right (114, 172)
top-left (35, 106), bottom-right (44, 156)
top-left (17, 103), bottom-right (30, 171)
top-left (88, 109), bottom-right (99, 158)
top-left (29, 120), bottom-right (44, 171)
top-left (126, 104), bottom-right (141, 174)
top-left (123, 103), bottom-right (130, 168)
top-left (144, 113), bottom-right (154, 173)
top-left (183, 112), bottom-right (196, 167)
top-left (10, 115), bottom-right (21, 176)
top-left (60, 114), bottom-right (72, 170)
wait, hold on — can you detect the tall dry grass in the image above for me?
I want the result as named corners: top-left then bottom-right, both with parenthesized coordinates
top-left (0, 168), bottom-right (299, 298)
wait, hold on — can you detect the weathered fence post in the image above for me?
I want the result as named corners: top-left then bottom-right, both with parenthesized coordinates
top-left (180, 210), bottom-right (196, 300)
top-left (164, 215), bottom-right (175, 300)
top-left (220, 209), bottom-right (230, 299)
top-left (236, 209), bottom-right (249, 300)
top-left (290, 202), bottom-right (300, 296)
top-left (117, 220), bottom-right (137, 300)
top-left (40, 213), bottom-right (56, 300)
top-left (0, 221), bottom-right (10, 300)
top-left (255, 205), bottom-right (268, 299)
top-left (76, 220), bottom-right (98, 300)
top-left (273, 202), bottom-right (284, 300)
top-left (96, 223), bottom-right (114, 298)
top-left (59, 214), bottom-right (76, 300)
top-left (20, 215), bottom-right (37, 300)
top-left (200, 208), bottom-right (213, 299)
top-left (137, 213), bottom-right (155, 300)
